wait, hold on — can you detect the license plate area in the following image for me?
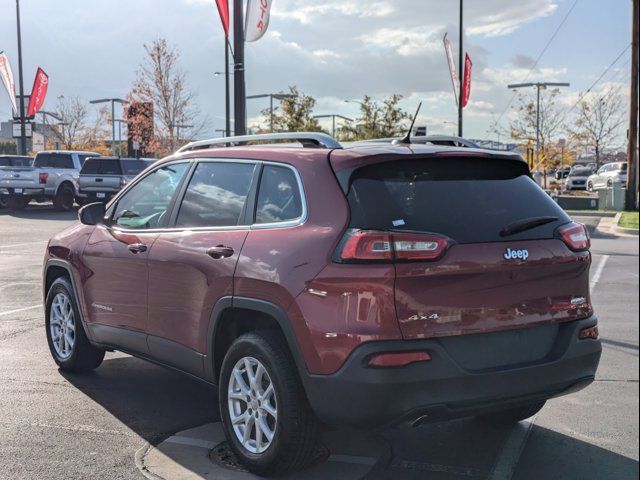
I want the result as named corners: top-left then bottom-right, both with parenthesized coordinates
top-left (96, 193), bottom-right (106, 199)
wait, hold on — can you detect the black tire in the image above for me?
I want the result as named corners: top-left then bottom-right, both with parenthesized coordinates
top-left (607, 178), bottom-right (613, 187)
top-left (45, 277), bottom-right (105, 372)
top-left (0, 194), bottom-right (8, 209)
top-left (219, 331), bottom-right (319, 476)
top-left (53, 184), bottom-right (75, 211)
top-left (7, 195), bottom-right (29, 210)
top-left (477, 401), bottom-right (545, 425)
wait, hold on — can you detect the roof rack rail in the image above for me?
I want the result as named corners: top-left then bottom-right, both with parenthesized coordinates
top-left (356, 135), bottom-right (478, 148)
top-left (177, 132), bottom-right (342, 153)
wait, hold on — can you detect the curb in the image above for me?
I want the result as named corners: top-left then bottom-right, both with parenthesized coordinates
top-left (565, 211), bottom-right (617, 218)
top-left (613, 212), bottom-right (639, 236)
top-left (137, 422), bottom-right (384, 480)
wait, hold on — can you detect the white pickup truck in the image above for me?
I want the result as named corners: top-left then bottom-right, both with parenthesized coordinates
top-left (0, 150), bottom-right (99, 211)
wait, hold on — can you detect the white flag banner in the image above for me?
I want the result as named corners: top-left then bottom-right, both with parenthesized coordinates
top-left (245, 0), bottom-right (273, 42)
top-left (442, 34), bottom-right (459, 107)
top-left (0, 51), bottom-right (18, 114)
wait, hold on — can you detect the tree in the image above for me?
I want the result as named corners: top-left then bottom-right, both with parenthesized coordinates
top-left (128, 38), bottom-right (202, 157)
top-left (341, 95), bottom-right (410, 140)
top-left (48, 96), bottom-right (110, 152)
top-left (569, 89), bottom-right (626, 168)
top-left (256, 86), bottom-right (323, 133)
top-left (508, 88), bottom-right (566, 171)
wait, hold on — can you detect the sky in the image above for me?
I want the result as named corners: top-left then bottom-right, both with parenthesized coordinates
top-left (0, 0), bottom-right (633, 144)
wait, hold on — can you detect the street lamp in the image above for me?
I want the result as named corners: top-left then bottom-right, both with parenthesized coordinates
top-left (89, 98), bottom-right (129, 154)
top-left (313, 114), bottom-right (354, 137)
top-left (507, 82), bottom-right (570, 179)
top-left (38, 110), bottom-right (62, 150)
top-left (114, 119), bottom-right (128, 156)
top-left (247, 93), bottom-right (297, 132)
top-left (344, 99), bottom-right (365, 107)
top-left (169, 123), bottom-right (194, 149)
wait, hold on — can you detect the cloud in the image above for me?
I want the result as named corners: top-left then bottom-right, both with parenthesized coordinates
top-left (272, 1), bottom-right (395, 24)
top-left (358, 27), bottom-right (442, 56)
top-left (467, 1), bottom-right (558, 37)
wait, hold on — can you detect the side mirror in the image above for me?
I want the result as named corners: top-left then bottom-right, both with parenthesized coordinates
top-left (79, 202), bottom-right (106, 226)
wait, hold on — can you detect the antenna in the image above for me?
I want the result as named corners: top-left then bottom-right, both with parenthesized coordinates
top-left (395, 102), bottom-right (422, 145)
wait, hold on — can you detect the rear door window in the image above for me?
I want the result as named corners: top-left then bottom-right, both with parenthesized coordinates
top-left (176, 162), bottom-right (256, 228)
top-left (34, 153), bottom-right (74, 169)
top-left (346, 157), bottom-right (570, 244)
top-left (122, 160), bottom-right (151, 176)
top-left (255, 165), bottom-right (303, 224)
top-left (81, 159), bottom-right (122, 175)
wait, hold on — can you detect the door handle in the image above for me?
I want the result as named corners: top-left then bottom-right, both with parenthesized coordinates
top-left (128, 243), bottom-right (148, 254)
top-left (206, 245), bottom-right (234, 259)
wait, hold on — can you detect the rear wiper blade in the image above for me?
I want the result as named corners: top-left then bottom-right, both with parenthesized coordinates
top-left (500, 216), bottom-right (559, 237)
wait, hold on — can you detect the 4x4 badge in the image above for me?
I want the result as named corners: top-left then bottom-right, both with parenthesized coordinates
top-left (504, 248), bottom-right (529, 261)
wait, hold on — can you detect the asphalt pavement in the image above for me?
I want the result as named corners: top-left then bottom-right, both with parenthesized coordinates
top-left (0, 205), bottom-right (638, 480)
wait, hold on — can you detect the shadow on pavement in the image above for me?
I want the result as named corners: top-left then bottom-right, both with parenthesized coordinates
top-left (60, 355), bottom-right (639, 480)
top-left (514, 425), bottom-right (639, 480)
top-left (60, 355), bottom-right (217, 442)
top-left (0, 203), bottom-right (79, 221)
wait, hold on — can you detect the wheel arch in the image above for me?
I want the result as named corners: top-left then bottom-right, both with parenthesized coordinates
top-left (207, 297), bottom-right (308, 384)
top-left (55, 179), bottom-right (76, 197)
top-left (43, 259), bottom-right (93, 341)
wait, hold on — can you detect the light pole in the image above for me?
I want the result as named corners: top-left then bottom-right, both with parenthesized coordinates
top-left (57, 121), bottom-right (68, 149)
top-left (90, 98), bottom-right (128, 155)
top-left (114, 119), bottom-right (128, 156)
top-left (313, 114), bottom-right (354, 137)
top-left (247, 94), bottom-right (296, 132)
top-left (169, 123), bottom-right (193, 150)
top-left (39, 110), bottom-right (62, 150)
top-left (15, 0), bottom-right (27, 155)
top-left (458, 0), bottom-right (464, 137)
top-left (215, 70), bottom-right (235, 137)
top-left (507, 82), bottom-right (570, 180)
top-left (233, 0), bottom-right (246, 136)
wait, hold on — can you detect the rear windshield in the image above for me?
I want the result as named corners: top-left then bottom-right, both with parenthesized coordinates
top-left (81, 158), bottom-right (122, 175)
top-left (34, 153), bottom-right (74, 169)
top-left (121, 159), bottom-right (150, 176)
top-left (347, 157), bottom-right (570, 244)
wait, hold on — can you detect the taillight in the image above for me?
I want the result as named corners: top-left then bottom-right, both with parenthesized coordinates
top-left (579, 325), bottom-right (599, 340)
top-left (339, 230), bottom-right (450, 262)
top-left (38, 172), bottom-right (48, 184)
top-left (558, 222), bottom-right (590, 251)
top-left (368, 351), bottom-right (431, 368)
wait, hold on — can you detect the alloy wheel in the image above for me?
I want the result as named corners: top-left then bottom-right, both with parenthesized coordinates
top-left (50, 292), bottom-right (75, 359)
top-left (227, 356), bottom-right (278, 454)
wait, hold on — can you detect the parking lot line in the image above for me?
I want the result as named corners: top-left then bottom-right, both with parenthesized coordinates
top-left (590, 254), bottom-right (610, 290)
top-left (0, 305), bottom-right (40, 317)
top-left (487, 414), bottom-right (538, 480)
top-left (0, 240), bottom-right (47, 249)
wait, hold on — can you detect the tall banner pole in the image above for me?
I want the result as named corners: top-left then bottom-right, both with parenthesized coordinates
top-left (233, 0), bottom-right (247, 136)
top-left (16, 0), bottom-right (27, 154)
top-left (225, 40), bottom-right (231, 136)
top-left (457, 0), bottom-right (463, 137)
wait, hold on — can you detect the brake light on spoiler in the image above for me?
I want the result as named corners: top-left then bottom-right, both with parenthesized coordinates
top-left (339, 230), bottom-right (450, 262)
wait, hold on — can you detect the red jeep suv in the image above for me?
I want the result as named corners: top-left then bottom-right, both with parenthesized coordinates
top-left (42, 133), bottom-right (601, 475)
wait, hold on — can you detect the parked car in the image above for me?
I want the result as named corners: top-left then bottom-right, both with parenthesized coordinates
top-left (79, 156), bottom-right (154, 203)
top-left (565, 166), bottom-right (593, 191)
top-left (42, 133), bottom-right (601, 475)
top-left (555, 166), bottom-right (571, 180)
top-left (0, 155), bottom-right (33, 208)
top-left (0, 150), bottom-right (100, 210)
top-left (587, 162), bottom-right (628, 191)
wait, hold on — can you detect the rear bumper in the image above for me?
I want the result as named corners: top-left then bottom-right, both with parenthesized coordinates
top-left (0, 187), bottom-right (45, 196)
top-left (302, 316), bottom-right (601, 428)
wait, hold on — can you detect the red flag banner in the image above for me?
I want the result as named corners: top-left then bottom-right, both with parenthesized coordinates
top-left (461, 53), bottom-right (472, 108)
top-left (27, 68), bottom-right (48, 118)
top-left (215, 0), bottom-right (230, 37)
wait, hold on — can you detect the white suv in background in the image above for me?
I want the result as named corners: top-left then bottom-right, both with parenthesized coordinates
top-left (587, 162), bottom-right (628, 191)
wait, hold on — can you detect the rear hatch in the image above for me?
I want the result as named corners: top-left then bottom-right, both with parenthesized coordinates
top-left (79, 158), bottom-right (123, 193)
top-left (335, 154), bottom-right (592, 342)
